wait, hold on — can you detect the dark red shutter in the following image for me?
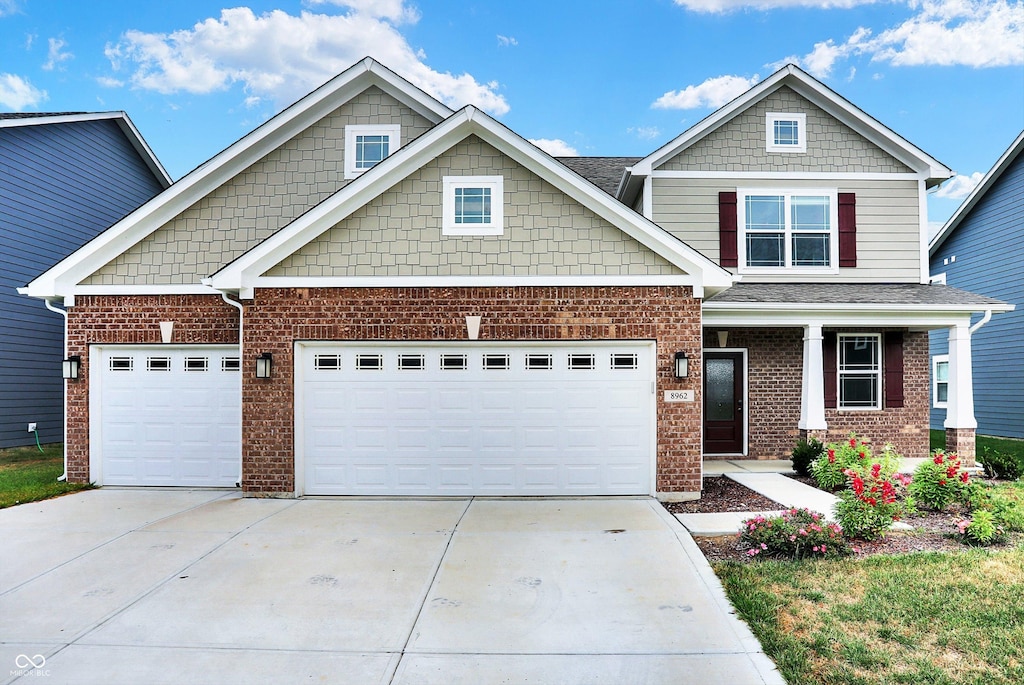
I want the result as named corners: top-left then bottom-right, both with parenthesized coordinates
top-left (838, 192), bottom-right (857, 268)
top-left (884, 332), bottom-right (904, 408)
top-left (823, 332), bottom-right (837, 409)
top-left (719, 191), bottom-right (738, 267)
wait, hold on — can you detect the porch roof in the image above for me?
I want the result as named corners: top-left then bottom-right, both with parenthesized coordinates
top-left (705, 283), bottom-right (1008, 308)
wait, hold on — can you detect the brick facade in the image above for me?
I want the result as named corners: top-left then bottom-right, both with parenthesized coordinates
top-left (66, 287), bottom-right (703, 498)
top-left (703, 327), bottom-right (930, 461)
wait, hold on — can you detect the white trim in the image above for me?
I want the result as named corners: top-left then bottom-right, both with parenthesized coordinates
top-left (836, 333), bottom-right (882, 411)
top-left (344, 124), bottom-right (401, 179)
top-left (766, 112), bottom-right (806, 153)
top-left (249, 275), bottom-right (700, 289)
top-left (641, 176), bottom-right (653, 220)
top-left (73, 284), bottom-right (222, 297)
top-left (703, 301), bottom-right (1012, 314)
top-left (736, 188), bottom-right (839, 274)
top-left (702, 348), bottom-right (748, 457)
top-left (944, 323), bottom-right (977, 429)
top-left (932, 354), bottom-right (949, 409)
top-left (918, 178), bottom-right (929, 283)
top-left (650, 170), bottom-right (925, 181)
top-left (442, 175), bottom-right (504, 235)
top-left (703, 308), bottom-right (977, 329)
top-left (799, 324), bottom-right (827, 430)
top-left (929, 272), bottom-right (947, 285)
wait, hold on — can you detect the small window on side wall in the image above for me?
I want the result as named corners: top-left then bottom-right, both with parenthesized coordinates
top-left (345, 124), bottom-right (401, 179)
top-left (766, 113), bottom-right (806, 153)
top-left (442, 176), bottom-right (504, 236)
top-left (932, 355), bottom-right (949, 408)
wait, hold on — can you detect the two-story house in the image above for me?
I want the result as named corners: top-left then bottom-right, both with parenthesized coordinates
top-left (1, 112), bottom-right (169, 450)
top-left (21, 58), bottom-right (1005, 501)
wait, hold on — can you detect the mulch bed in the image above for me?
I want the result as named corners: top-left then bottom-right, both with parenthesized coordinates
top-left (663, 474), bottom-right (1021, 563)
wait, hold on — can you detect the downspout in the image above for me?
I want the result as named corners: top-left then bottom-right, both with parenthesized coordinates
top-left (969, 309), bottom-right (992, 335)
top-left (43, 298), bottom-right (69, 482)
top-left (220, 292), bottom-right (244, 487)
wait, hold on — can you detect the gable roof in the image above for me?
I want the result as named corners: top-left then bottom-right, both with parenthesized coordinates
top-left (22, 58), bottom-right (453, 302)
top-left (206, 106), bottom-right (733, 298)
top-left (620, 64), bottom-right (953, 205)
top-left (1, 111), bottom-right (172, 188)
top-left (929, 130), bottom-right (1024, 256)
top-left (555, 157), bottom-right (641, 196)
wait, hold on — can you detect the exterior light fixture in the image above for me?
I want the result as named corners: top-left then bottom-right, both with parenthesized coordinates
top-left (673, 351), bottom-right (689, 379)
top-left (62, 355), bottom-right (81, 380)
top-left (255, 353), bottom-right (273, 379)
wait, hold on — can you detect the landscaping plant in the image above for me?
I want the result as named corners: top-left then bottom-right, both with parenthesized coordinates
top-left (739, 508), bottom-right (849, 560)
top-left (810, 434), bottom-right (874, 491)
top-left (956, 509), bottom-right (1007, 546)
top-left (908, 449), bottom-right (970, 510)
top-left (790, 437), bottom-right (824, 477)
top-left (833, 460), bottom-right (914, 541)
top-left (978, 446), bottom-right (1022, 481)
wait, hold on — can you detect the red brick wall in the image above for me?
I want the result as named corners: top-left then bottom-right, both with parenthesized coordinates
top-left (64, 295), bottom-right (240, 483)
top-left (704, 327), bottom-right (930, 460)
top-left (244, 286), bottom-right (702, 496)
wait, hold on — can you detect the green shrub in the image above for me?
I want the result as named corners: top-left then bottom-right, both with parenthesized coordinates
top-left (791, 438), bottom-right (824, 477)
top-left (970, 485), bottom-right (1024, 532)
top-left (833, 463), bottom-right (914, 541)
top-left (956, 509), bottom-right (1007, 546)
top-left (978, 447), bottom-right (1022, 481)
top-left (811, 434), bottom-right (874, 491)
top-left (908, 450), bottom-right (971, 511)
top-left (740, 508), bottom-right (850, 560)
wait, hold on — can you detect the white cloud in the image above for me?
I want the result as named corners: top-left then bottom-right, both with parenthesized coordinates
top-left (864, 0), bottom-right (1024, 68)
top-left (934, 171), bottom-right (984, 199)
top-left (308, 0), bottom-right (420, 23)
top-left (0, 73), bottom-right (47, 110)
top-left (652, 74), bottom-right (758, 110)
top-left (104, 5), bottom-right (509, 114)
top-left (42, 37), bottom-right (73, 71)
top-left (529, 138), bottom-right (578, 156)
top-left (628, 125), bottom-right (663, 140)
top-left (497, 34), bottom-right (518, 47)
top-left (673, 0), bottom-right (880, 11)
top-left (0, 0), bottom-right (19, 17)
top-left (96, 75), bottom-right (124, 88)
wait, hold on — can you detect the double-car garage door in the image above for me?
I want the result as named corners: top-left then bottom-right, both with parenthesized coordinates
top-left (94, 342), bottom-right (655, 495)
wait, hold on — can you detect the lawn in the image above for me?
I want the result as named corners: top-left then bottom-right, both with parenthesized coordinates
top-left (931, 430), bottom-right (1024, 463)
top-left (716, 479), bottom-right (1024, 685)
top-left (0, 443), bottom-right (92, 508)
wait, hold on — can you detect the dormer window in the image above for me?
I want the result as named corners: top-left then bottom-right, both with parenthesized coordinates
top-left (766, 113), bottom-right (806, 153)
top-left (345, 124), bottom-right (401, 179)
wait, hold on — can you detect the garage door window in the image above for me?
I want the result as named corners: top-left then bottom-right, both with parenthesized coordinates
top-left (109, 357), bottom-right (133, 371)
top-left (611, 353), bottom-right (639, 370)
top-left (222, 357), bottom-right (240, 371)
top-left (525, 354), bottom-right (553, 370)
top-left (483, 354), bottom-right (510, 370)
top-left (147, 357), bottom-right (171, 371)
top-left (355, 354), bottom-right (383, 371)
top-left (398, 354), bottom-right (425, 371)
top-left (184, 357), bottom-right (209, 372)
top-left (568, 353), bottom-right (596, 370)
top-left (314, 354), bottom-right (342, 371)
top-left (440, 354), bottom-right (468, 371)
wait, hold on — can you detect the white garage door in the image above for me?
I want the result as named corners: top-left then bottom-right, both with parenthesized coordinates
top-left (94, 346), bottom-right (241, 486)
top-left (298, 342), bottom-right (654, 496)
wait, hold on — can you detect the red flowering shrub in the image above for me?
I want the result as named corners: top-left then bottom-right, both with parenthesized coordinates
top-left (833, 446), bottom-right (913, 540)
top-left (908, 450), bottom-right (972, 511)
top-left (810, 433), bottom-right (875, 491)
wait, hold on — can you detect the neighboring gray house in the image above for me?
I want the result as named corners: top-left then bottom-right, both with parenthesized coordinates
top-left (1, 112), bottom-right (170, 449)
top-left (929, 131), bottom-right (1024, 439)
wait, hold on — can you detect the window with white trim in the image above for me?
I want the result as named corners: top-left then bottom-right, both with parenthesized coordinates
top-left (344, 124), bottom-right (401, 179)
top-left (766, 113), bottom-right (806, 153)
top-left (442, 176), bottom-right (504, 235)
top-left (932, 355), bottom-right (949, 408)
top-left (838, 334), bottom-right (882, 410)
top-left (738, 189), bottom-right (838, 271)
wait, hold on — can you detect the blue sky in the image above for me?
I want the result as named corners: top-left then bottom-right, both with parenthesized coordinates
top-left (2, 0), bottom-right (1022, 228)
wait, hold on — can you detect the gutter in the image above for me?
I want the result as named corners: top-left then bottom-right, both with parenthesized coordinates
top-left (43, 298), bottom-right (69, 482)
top-left (969, 309), bottom-right (993, 335)
top-left (220, 292), bottom-right (244, 487)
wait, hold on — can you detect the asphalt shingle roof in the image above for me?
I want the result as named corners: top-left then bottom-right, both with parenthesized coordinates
top-left (0, 112), bottom-right (85, 120)
top-left (705, 282), bottom-right (1008, 307)
top-left (555, 156), bottom-right (640, 197)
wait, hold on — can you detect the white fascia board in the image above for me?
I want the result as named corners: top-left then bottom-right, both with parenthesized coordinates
top-left (929, 130), bottom-right (1024, 255)
top-left (251, 275), bottom-right (699, 289)
top-left (73, 284), bottom-right (221, 296)
top-left (650, 170), bottom-right (925, 181)
top-left (23, 58), bottom-right (451, 301)
top-left (111, 113), bottom-right (173, 187)
top-left (702, 308), bottom-right (980, 329)
top-left (703, 301), bottom-right (1014, 314)
top-left (0, 112), bottom-right (123, 129)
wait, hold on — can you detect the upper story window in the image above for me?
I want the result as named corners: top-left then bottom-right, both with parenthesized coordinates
top-left (932, 355), bottom-right (949, 408)
top-left (345, 124), bottom-right (401, 179)
top-left (838, 334), bottom-right (882, 410)
top-left (766, 113), bottom-right (806, 153)
top-left (737, 189), bottom-right (838, 272)
top-left (442, 176), bottom-right (504, 236)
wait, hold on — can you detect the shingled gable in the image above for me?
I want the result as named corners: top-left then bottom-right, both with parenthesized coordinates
top-left (619, 64), bottom-right (953, 206)
top-left (22, 57), bottom-right (453, 304)
top-left (205, 106), bottom-right (734, 299)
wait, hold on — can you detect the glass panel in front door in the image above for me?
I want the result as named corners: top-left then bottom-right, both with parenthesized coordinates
top-left (706, 358), bottom-right (735, 421)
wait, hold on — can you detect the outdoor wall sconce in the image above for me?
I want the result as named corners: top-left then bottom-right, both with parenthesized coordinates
top-left (255, 353), bottom-right (273, 379)
top-left (673, 351), bottom-right (689, 379)
top-left (62, 355), bottom-right (81, 380)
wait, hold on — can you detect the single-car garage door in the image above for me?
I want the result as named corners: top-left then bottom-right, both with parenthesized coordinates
top-left (298, 342), bottom-right (655, 496)
top-left (93, 345), bottom-right (241, 486)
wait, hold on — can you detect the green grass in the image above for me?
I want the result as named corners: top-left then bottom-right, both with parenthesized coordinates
top-left (931, 430), bottom-right (1024, 463)
top-left (0, 444), bottom-right (93, 508)
top-left (717, 480), bottom-right (1024, 684)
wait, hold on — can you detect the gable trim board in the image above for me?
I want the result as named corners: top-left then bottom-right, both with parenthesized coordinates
top-left (22, 58), bottom-right (453, 303)
top-left (205, 106), bottom-right (733, 299)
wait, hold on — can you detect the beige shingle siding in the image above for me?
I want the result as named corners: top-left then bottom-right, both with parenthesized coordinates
top-left (82, 87), bottom-right (435, 285)
top-left (652, 177), bottom-right (921, 283)
top-left (658, 87), bottom-right (913, 174)
top-left (266, 136), bottom-right (683, 278)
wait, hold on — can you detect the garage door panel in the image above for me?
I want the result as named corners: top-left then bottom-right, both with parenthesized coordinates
top-left (301, 343), bottom-right (654, 496)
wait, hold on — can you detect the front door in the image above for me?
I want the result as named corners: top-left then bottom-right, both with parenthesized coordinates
top-left (703, 351), bottom-right (745, 454)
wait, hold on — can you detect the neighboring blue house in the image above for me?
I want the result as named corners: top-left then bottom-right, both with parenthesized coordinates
top-left (929, 131), bottom-right (1024, 440)
top-left (1, 112), bottom-right (170, 449)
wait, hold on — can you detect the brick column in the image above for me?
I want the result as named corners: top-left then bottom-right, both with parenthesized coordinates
top-left (946, 427), bottom-right (976, 466)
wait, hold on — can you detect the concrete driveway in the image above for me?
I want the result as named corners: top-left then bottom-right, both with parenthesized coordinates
top-left (0, 490), bottom-right (782, 684)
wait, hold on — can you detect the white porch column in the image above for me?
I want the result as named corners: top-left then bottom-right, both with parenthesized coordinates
top-left (944, 323), bottom-right (977, 429)
top-left (799, 323), bottom-right (828, 430)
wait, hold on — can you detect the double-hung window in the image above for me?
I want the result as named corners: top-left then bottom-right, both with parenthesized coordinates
top-left (738, 189), bottom-right (838, 272)
top-left (442, 176), bottom-right (504, 235)
top-left (344, 125), bottom-right (401, 179)
top-left (766, 113), bottom-right (806, 153)
top-left (932, 355), bottom-right (949, 408)
top-left (838, 334), bottom-right (882, 410)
